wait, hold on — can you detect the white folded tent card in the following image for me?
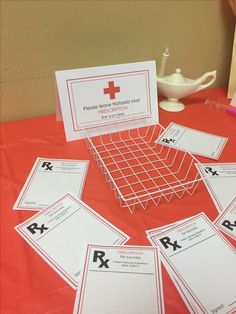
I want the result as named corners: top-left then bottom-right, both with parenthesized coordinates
top-left (55, 61), bottom-right (159, 140)
top-left (56, 61), bottom-right (203, 213)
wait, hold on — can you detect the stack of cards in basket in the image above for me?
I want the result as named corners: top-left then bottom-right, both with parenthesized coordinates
top-left (146, 213), bottom-right (236, 314)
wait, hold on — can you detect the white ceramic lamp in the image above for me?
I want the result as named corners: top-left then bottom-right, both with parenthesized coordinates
top-left (157, 68), bottom-right (217, 112)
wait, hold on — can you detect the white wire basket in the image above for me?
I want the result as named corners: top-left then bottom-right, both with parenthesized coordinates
top-left (83, 123), bottom-right (203, 213)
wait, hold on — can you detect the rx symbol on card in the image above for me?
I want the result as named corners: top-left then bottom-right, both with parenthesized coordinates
top-left (103, 81), bottom-right (120, 100)
top-left (162, 138), bottom-right (175, 144)
top-left (27, 223), bottom-right (49, 235)
top-left (93, 250), bottom-right (110, 268)
top-left (41, 161), bottom-right (53, 171)
top-left (204, 167), bottom-right (219, 176)
top-left (159, 236), bottom-right (182, 251)
top-left (222, 220), bottom-right (236, 231)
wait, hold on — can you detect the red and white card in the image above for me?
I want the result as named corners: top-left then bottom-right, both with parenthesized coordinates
top-left (73, 245), bottom-right (165, 314)
top-left (55, 61), bottom-right (158, 141)
top-left (147, 213), bottom-right (236, 314)
top-left (196, 163), bottom-right (236, 213)
top-left (13, 158), bottom-right (89, 211)
top-left (215, 197), bottom-right (236, 240)
top-left (156, 122), bottom-right (227, 160)
top-left (15, 194), bottom-right (130, 289)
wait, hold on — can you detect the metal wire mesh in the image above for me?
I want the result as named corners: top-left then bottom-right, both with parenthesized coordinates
top-left (84, 124), bottom-right (203, 213)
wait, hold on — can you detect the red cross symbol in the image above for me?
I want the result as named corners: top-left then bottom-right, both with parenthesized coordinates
top-left (103, 81), bottom-right (120, 100)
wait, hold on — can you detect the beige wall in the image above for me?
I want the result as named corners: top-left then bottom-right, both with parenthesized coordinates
top-left (0, 0), bottom-right (235, 122)
top-left (228, 25), bottom-right (236, 98)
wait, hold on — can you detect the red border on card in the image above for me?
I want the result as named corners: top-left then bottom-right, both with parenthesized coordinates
top-left (152, 213), bottom-right (236, 314)
top-left (215, 197), bottom-right (236, 240)
top-left (158, 123), bottom-right (228, 160)
top-left (160, 252), bottom-right (199, 313)
top-left (65, 70), bottom-right (152, 132)
top-left (75, 245), bottom-right (164, 314)
top-left (15, 158), bottom-right (89, 210)
top-left (15, 194), bottom-right (129, 289)
top-left (197, 163), bottom-right (236, 212)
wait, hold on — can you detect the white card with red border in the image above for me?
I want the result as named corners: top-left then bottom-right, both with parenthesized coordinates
top-left (146, 218), bottom-right (213, 313)
top-left (13, 158), bottom-right (89, 211)
top-left (145, 218), bottom-right (189, 242)
top-left (146, 220), bottom-right (202, 313)
top-left (55, 61), bottom-right (158, 141)
top-left (146, 219), bottom-right (205, 313)
top-left (15, 194), bottom-right (130, 289)
top-left (156, 122), bottom-right (227, 160)
top-left (148, 213), bottom-right (236, 314)
top-left (196, 163), bottom-right (236, 213)
top-left (73, 245), bottom-right (165, 314)
top-left (214, 197), bottom-right (236, 240)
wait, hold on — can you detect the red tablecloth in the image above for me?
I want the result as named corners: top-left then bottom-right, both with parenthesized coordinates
top-left (1, 88), bottom-right (236, 314)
